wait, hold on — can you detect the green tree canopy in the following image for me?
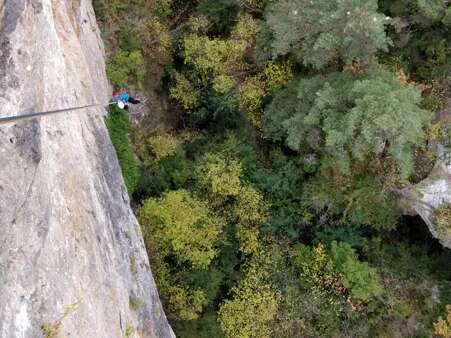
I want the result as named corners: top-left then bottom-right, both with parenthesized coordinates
top-left (265, 68), bottom-right (433, 178)
top-left (218, 251), bottom-right (280, 338)
top-left (265, 0), bottom-right (392, 68)
top-left (197, 0), bottom-right (240, 33)
top-left (295, 242), bottom-right (382, 301)
top-left (139, 189), bottom-right (224, 268)
top-left (329, 241), bottom-right (382, 300)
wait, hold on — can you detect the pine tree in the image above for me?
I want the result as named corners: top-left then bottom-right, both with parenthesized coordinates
top-left (265, 0), bottom-right (392, 69)
top-left (265, 67), bottom-right (433, 178)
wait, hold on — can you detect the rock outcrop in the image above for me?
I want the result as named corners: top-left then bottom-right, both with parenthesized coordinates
top-left (0, 1), bottom-right (174, 337)
top-left (401, 99), bottom-right (451, 249)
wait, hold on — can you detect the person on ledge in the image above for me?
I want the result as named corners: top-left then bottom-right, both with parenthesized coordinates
top-left (113, 89), bottom-right (141, 110)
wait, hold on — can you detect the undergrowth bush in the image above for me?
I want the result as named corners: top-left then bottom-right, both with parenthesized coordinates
top-left (106, 50), bottom-right (146, 89)
top-left (435, 205), bottom-right (451, 238)
top-left (105, 105), bottom-right (139, 193)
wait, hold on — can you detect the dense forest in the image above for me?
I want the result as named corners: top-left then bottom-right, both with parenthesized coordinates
top-left (93, 0), bottom-right (451, 337)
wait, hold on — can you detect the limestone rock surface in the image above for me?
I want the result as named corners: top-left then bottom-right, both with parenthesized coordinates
top-left (401, 98), bottom-right (451, 249)
top-left (0, 1), bottom-right (174, 337)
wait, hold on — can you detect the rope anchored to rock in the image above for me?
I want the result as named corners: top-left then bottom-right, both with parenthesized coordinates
top-left (0, 103), bottom-right (106, 125)
top-left (0, 97), bottom-right (147, 126)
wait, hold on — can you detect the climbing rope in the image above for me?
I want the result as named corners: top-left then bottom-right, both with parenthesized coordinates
top-left (0, 103), bottom-right (109, 125)
top-left (0, 97), bottom-right (148, 126)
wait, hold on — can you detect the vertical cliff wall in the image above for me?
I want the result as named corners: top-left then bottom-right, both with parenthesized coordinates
top-left (0, 1), bottom-right (174, 337)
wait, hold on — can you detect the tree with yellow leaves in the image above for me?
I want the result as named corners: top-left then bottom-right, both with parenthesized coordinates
top-left (139, 189), bottom-right (223, 268)
top-left (196, 153), bottom-right (243, 200)
top-left (218, 250), bottom-right (280, 338)
top-left (170, 72), bottom-right (200, 110)
top-left (434, 305), bottom-right (451, 338)
top-left (180, 14), bottom-right (259, 94)
top-left (239, 61), bottom-right (293, 127)
top-left (234, 185), bottom-right (268, 254)
top-left (139, 190), bottom-right (225, 320)
top-left (196, 152), bottom-right (267, 254)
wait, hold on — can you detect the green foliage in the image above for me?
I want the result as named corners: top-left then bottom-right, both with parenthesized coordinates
top-left (174, 308), bottom-right (226, 338)
top-left (179, 14), bottom-right (258, 100)
top-left (413, 34), bottom-right (451, 79)
top-left (129, 296), bottom-right (141, 310)
top-left (343, 176), bottom-right (399, 229)
top-left (139, 189), bottom-right (223, 268)
top-left (218, 281), bottom-right (278, 338)
top-left (170, 72), bottom-right (199, 110)
top-left (278, 243), bottom-right (362, 336)
top-left (106, 50), bottom-right (146, 88)
top-left (95, 0), bottom-right (174, 88)
top-left (182, 34), bottom-right (243, 93)
top-left (93, 0), bottom-right (138, 22)
top-left (196, 150), bottom-right (266, 254)
top-left (180, 268), bottom-right (225, 302)
top-left (379, 0), bottom-right (451, 80)
top-left (314, 227), bottom-right (365, 248)
top-left (134, 150), bottom-right (193, 201)
top-left (148, 132), bottom-right (183, 160)
top-left (190, 89), bottom-right (241, 131)
top-left (295, 242), bottom-right (382, 301)
top-left (125, 324), bottom-right (134, 338)
top-left (105, 106), bottom-right (139, 194)
top-left (262, 79), bottom-right (299, 142)
top-left (365, 237), bottom-right (451, 281)
top-left (197, 153), bottom-right (243, 199)
top-left (218, 251), bottom-right (280, 338)
top-left (330, 242), bottom-right (382, 300)
top-left (270, 237), bottom-right (451, 337)
top-left (197, 0), bottom-right (240, 33)
top-left (139, 189), bottom-right (225, 321)
top-left (251, 151), bottom-right (307, 239)
top-left (295, 243), bottom-right (344, 297)
top-left (413, 0), bottom-right (447, 25)
top-left (266, 68), bottom-right (433, 178)
top-left (265, 0), bottom-right (391, 68)
top-left (240, 61), bottom-right (293, 127)
top-left (166, 284), bottom-right (208, 321)
top-left (234, 185), bottom-right (267, 254)
top-left (239, 76), bottom-right (266, 127)
top-left (212, 131), bottom-right (258, 175)
top-left (136, 0), bottom-right (173, 70)
top-left (443, 8), bottom-right (451, 26)
top-left (116, 28), bottom-right (141, 52)
top-left (304, 169), bottom-right (400, 230)
top-left (361, 238), bottom-right (451, 335)
top-left (347, 72), bottom-right (431, 178)
top-left (130, 250), bottom-right (137, 275)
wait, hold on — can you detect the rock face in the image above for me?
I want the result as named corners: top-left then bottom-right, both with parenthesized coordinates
top-left (0, 1), bottom-right (174, 337)
top-left (401, 147), bottom-right (451, 248)
top-left (401, 98), bottom-right (451, 249)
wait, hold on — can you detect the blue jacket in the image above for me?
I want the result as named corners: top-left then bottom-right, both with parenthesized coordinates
top-left (114, 91), bottom-right (130, 103)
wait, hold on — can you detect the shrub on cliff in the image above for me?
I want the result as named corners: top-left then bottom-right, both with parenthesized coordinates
top-left (105, 105), bottom-right (139, 193)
